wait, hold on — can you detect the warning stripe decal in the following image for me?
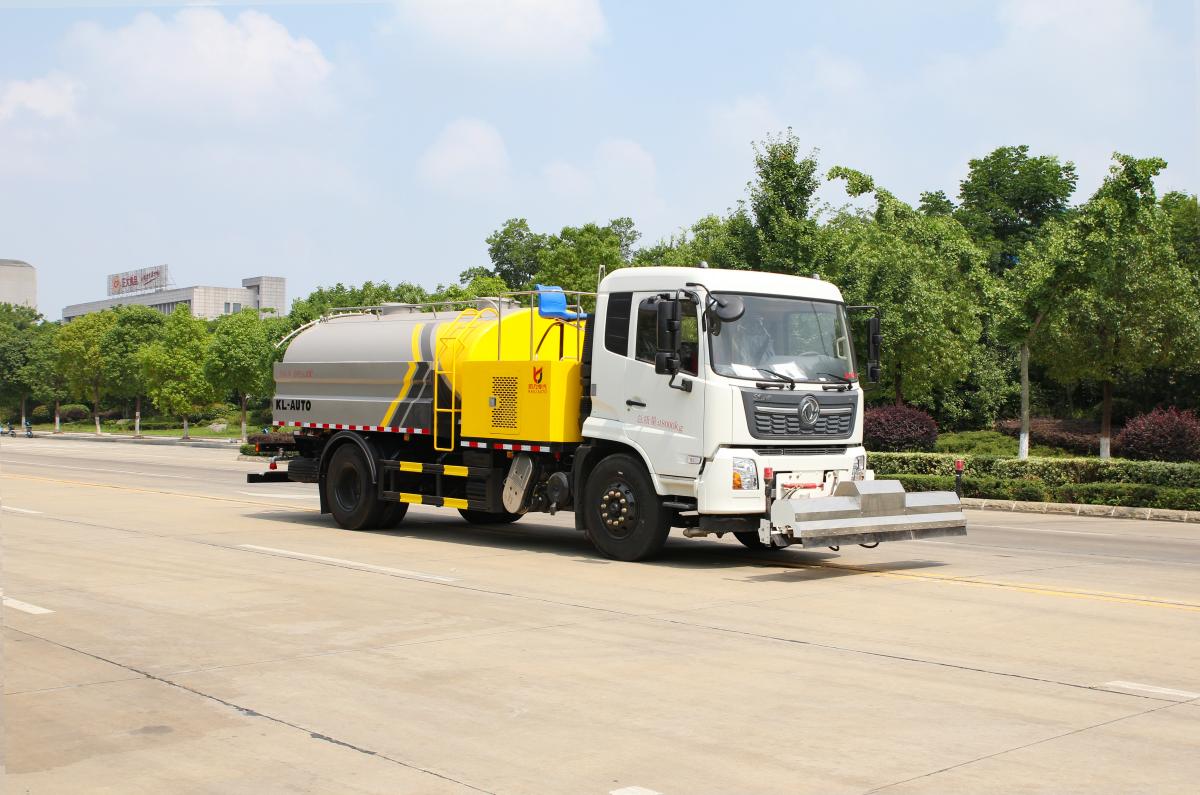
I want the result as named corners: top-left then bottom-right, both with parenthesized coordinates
top-left (460, 439), bottom-right (555, 453)
top-left (275, 420), bottom-right (429, 435)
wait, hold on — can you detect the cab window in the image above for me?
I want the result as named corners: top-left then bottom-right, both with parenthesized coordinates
top-left (635, 297), bottom-right (699, 376)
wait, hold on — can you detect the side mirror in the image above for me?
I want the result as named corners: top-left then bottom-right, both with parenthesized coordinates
top-left (655, 297), bottom-right (682, 375)
top-left (867, 315), bottom-right (882, 384)
top-left (710, 294), bottom-right (745, 322)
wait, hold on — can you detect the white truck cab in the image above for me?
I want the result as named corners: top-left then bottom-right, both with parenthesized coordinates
top-left (577, 266), bottom-right (965, 553)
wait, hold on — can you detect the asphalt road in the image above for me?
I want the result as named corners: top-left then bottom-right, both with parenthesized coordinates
top-left (2, 437), bottom-right (1198, 794)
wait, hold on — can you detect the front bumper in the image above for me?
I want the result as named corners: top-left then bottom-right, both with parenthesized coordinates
top-left (762, 479), bottom-right (966, 548)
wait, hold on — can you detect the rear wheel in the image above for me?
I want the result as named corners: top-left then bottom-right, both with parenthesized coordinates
top-left (583, 454), bottom-right (669, 561)
top-left (378, 501), bottom-right (409, 528)
top-left (324, 443), bottom-right (386, 531)
top-left (458, 509), bottom-right (522, 525)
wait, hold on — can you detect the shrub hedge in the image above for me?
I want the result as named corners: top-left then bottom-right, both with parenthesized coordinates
top-left (895, 474), bottom-right (1200, 512)
top-left (864, 405), bottom-right (938, 452)
top-left (1114, 407), bottom-right (1200, 462)
top-left (870, 452), bottom-right (1200, 489)
top-left (59, 404), bottom-right (91, 422)
top-left (996, 418), bottom-right (1098, 456)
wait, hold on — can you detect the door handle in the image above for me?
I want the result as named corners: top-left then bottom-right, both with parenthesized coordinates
top-left (626, 399), bottom-right (646, 408)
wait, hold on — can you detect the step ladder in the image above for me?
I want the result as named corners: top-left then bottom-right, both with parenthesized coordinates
top-left (432, 307), bottom-right (494, 451)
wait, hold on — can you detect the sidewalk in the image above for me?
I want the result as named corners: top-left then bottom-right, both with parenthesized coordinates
top-left (31, 431), bottom-right (243, 450)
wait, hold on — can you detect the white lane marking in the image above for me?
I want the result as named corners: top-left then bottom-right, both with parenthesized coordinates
top-left (3, 597), bottom-right (54, 615)
top-left (1104, 681), bottom-right (1200, 700)
top-left (3, 460), bottom-right (193, 479)
top-left (1, 505), bottom-right (43, 514)
top-left (611, 788), bottom-right (663, 795)
top-left (236, 491), bottom-right (318, 499)
top-left (238, 545), bottom-right (458, 583)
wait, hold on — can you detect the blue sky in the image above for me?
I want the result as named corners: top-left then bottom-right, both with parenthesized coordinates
top-left (2, 0), bottom-right (1196, 319)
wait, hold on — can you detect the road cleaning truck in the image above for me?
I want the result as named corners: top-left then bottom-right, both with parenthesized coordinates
top-left (252, 266), bottom-right (966, 560)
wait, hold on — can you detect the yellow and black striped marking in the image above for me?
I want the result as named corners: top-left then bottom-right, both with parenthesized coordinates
top-left (391, 493), bottom-right (482, 510)
top-left (386, 461), bottom-right (489, 478)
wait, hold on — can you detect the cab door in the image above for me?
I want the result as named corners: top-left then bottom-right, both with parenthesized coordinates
top-left (623, 292), bottom-right (706, 478)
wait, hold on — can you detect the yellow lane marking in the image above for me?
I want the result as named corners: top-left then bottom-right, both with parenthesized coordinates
top-left (752, 557), bottom-right (1200, 613)
top-left (7, 471), bottom-right (1197, 613)
top-left (381, 322), bottom-right (424, 426)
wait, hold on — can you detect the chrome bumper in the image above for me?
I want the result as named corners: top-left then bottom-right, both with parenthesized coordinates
top-left (763, 480), bottom-right (967, 549)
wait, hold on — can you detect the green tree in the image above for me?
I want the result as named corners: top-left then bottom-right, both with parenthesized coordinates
top-left (104, 304), bottom-right (165, 436)
top-left (825, 166), bottom-right (987, 407)
top-left (532, 219), bottom-right (638, 296)
top-left (1034, 154), bottom-right (1200, 458)
top-left (746, 129), bottom-right (821, 272)
top-left (486, 218), bottom-right (550, 289)
top-left (138, 306), bottom-right (214, 439)
top-left (956, 145), bottom-right (1078, 273)
top-left (954, 146), bottom-right (1077, 457)
top-left (918, 190), bottom-right (956, 217)
top-left (1161, 191), bottom-right (1199, 277)
top-left (206, 309), bottom-right (273, 441)
top-left (288, 281), bottom-right (430, 325)
top-left (57, 310), bottom-right (117, 434)
top-left (0, 303), bottom-right (41, 424)
top-left (17, 322), bottom-right (69, 432)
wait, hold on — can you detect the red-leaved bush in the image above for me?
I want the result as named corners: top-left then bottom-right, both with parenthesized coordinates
top-left (864, 405), bottom-right (938, 452)
top-left (996, 417), bottom-right (1098, 455)
top-left (1114, 407), bottom-right (1200, 462)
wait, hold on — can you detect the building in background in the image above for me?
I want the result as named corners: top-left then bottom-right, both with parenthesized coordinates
top-left (0, 259), bottom-right (37, 311)
top-left (63, 268), bottom-right (286, 321)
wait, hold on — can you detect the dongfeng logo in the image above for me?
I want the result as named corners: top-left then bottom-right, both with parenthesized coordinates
top-left (798, 395), bottom-right (821, 428)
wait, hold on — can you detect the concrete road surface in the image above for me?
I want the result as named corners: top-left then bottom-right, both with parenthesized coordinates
top-left (2, 437), bottom-right (1198, 794)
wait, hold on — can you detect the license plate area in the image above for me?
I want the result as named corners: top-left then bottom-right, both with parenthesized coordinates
top-left (774, 471), bottom-right (831, 500)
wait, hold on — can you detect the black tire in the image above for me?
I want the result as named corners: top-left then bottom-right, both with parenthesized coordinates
top-left (378, 501), bottom-right (409, 528)
top-left (583, 454), bottom-right (669, 561)
top-left (324, 443), bottom-right (386, 531)
top-left (733, 531), bottom-right (779, 551)
top-left (458, 508), bottom-right (522, 525)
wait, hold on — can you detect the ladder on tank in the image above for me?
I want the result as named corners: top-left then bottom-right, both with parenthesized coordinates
top-left (432, 307), bottom-right (494, 452)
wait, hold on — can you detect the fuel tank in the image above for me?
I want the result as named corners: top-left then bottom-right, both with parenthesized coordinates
top-left (272, 301), bottom-right (585, 443)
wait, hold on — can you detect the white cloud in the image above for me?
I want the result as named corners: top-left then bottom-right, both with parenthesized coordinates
top-left (66, 8), bottom-right (333, 121)
top-left (418, 118), bottom-right (511, 197)
top-left (392, 0), bottom-right (606, 62)
top-left (710, 95), bottom-right (783, 148)
top-left (0, 73), bottom-right (81, 123)
top-left (539, 137), bottom-right (666, 224)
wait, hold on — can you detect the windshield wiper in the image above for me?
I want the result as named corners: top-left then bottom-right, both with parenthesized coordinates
top-left (815, 371), bottom-right (853, 391)
top-left (757, 367), bottom-right (796, 390)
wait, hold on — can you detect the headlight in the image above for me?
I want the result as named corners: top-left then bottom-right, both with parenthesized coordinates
top-left (851, 454), bottom-right (867, 481)
top-left (732, 458), bottom-right (759, 490)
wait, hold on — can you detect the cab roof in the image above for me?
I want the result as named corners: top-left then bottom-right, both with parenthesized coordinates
top-left (598, 266), bottom-right (845, 304)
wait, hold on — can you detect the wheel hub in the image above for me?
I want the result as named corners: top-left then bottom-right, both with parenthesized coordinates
top-left (598, 481), bottom-right (637, 538)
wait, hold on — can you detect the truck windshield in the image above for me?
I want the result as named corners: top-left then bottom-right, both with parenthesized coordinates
top-left (708, 293), bottom-right (856, 383)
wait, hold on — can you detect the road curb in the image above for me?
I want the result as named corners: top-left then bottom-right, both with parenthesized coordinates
top-left (961, 497), bottom-right (1200, 523)
top-left (30, 432), bottom-right (241, 451)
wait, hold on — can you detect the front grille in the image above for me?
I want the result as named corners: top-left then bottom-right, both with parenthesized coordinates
top-left (753, 410), bottom-right (852, 437)
top-left (753, 446), bottom-right (848, 456)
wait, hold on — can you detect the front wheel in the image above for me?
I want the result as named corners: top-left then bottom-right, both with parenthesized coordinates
top-left (733, 531), bottom-right (774, 550)
top-left (583, 454), bottom-right (670, 561)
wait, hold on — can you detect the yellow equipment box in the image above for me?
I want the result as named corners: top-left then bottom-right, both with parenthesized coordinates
top-left (459, 359), bottom-right (583, 443)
